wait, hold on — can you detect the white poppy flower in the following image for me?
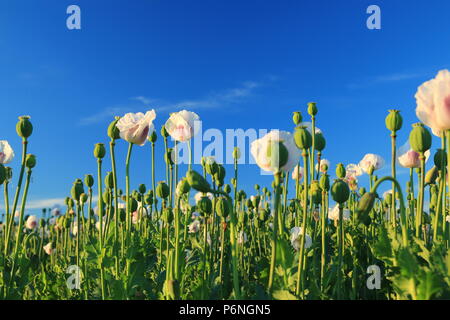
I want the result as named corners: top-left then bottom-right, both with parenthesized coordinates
top-left (446, 215), bottom-right (450, 223)
top-left (415, 70), bottom-right (450, 137)
top-left (358, 154), bottom-right (385, 174)
top-left (290, 227), bottom-right (312, 251)
top-left (164, 110), bottom-right (200, 142)
top-left (397, 141), bottom-right (430, 168)
top-left (194, 192), bottom-right (213, 203)
top-left (116, 110), bottom-right (156, 146)
top-left (25, 215), bottom-right (37, 229)
top-left (328, 204), bottom-right (350, 221)
top-left (251, 130), bottom-right (301, 173)
top-left (291, 165), bottom-right (303, 181)
top-left (43, 242), bottom-right (54, 255)
top-left (0, 140), bottom-right (14, 164)
top-left (188, 220), bottom-right (201, 233)
top-left (346, 163), bottom-right (363, 178)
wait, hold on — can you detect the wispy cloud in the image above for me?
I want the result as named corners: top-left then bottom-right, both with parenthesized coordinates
top-left (347, 72), bottom-right (424, 89)
top-left (79, 80), bottom-right (266, 125)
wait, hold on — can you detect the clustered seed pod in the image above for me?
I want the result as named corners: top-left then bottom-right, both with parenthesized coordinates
top-left (385, 109), bottom-right (403, 132)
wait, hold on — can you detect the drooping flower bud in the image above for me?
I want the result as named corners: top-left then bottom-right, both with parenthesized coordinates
top-left (84, 174), bottom-right (94, 188)
top-left (186, 170), bottom-right (211, 193)
top-left (356, 192), bottom-right (376, 226)
top-left (433, 149), bottom-right (447, 170)
top-left (80, 193), bottom-right (88, 204)
top-left (425, 166), bottom-right (439, 185)
top-left (292, 111), bottom-right (302, 125)
top-left (107, 116), bottom-right (121, 140)
top-left (16, 116), bottom-right (33, 139)
top-left (331, 179), bottom-right (350, 204)
top-left (176, 178), bottom-right (191, 195)
top-left (385, 109), bottom-right (403, 132)
top-left (156, 181), bottom-right (170, 199)
top-left (336, 163), bottom-right (346, 179)
top-left (25, 154), bottom-right (36, 169)
top-left (307, 102), bottom-right (318, 116)
top-left (216, 197), bottom-right (231, 218)
top-left (294, 126), bottom-right (312, 150)
top-left (314, 132), bottom-right (326, 152)
top-left (409, 123), bottom-right (432, 154)
top-left (94, 143), bottom-right (106, 159)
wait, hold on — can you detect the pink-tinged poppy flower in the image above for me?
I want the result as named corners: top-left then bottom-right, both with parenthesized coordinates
top-left (116, 110), bottom-right (156, 146)
top-left (358, 154), bottom-right (385, 174)
top-left (164, 110), bottom-right (200, 142)
top-left (43, 242), bottom-right (54, 255)
top-left (397, 141), bottom-right (430, 168)
top-left (25, 215), bottom-right (37, 230)
top-left (0, 141), bottom-right (14, 164)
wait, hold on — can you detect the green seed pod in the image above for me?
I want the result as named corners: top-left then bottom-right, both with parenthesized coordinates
top-left (336, 163), bottom-right (346, 179)
top-left (107, 116), bottom-right (121, 140)
top-left (385, 109), bottom-right (403, 132)
top-left (144, 193), bottom-right (153, 205)
top-left (186, 170), bottom-right (211, 193)
top-left (314, 132), bottom-right (326, 152)
top-left (94, 143), bottom-right (106, 159)
top-left (232, 147), bottom-right (241, 160)
top-left (409, 123), bottom-right (432, 154)
top-left (356, 192), bottom-right (375, 226)
top-left (80, 193), bottom-right (88, 204)
top-left (162, 207), bottom-right (173, 224)
top-left (39, 218), bottom-right (45, 228)
top-left (161, 125), bottom-right (169, 138)
top-left (148, 130), bottom-right (157, 143)
top-left (294, 126), bottom-right (312, 150)
top-left (128, 197), bottom-right (138, 212)
top-left (215, 197), bottom-right (231, 218)
top-left (223, 184), bottom-right (231, 194)
top-left (331, 180), bottom-right (350, 204)
top-left (310, 180), bottom-right (322, 205)
top-left (307, 102), bottom-right (318, 116)
top-left (104, 172), bottom-right (114, 189)
top-left (216, 165), bottom-right (226, 181)
top-left (434, 149), bottom-right (447, 170)
top-left (138, 184), bottom-right (146, 194)
top-left (251, 195), bottom-right (261, 208)
top-left (84, 174), bottom-right (94, 188)
top-left (197, 196), bottom-right (212, 215)
top-left (71, 179), bottom-right (85, 203)
top-left (266, 140), bottom-right (288, 171)
top-left (425, 166), bottom-right (439, 185)
top-left (25, 154), bottom-right (36, 169)
top-left (254, 184), bottom-right (260, 191)
top-left (102, 189), bottom-right (112, 204)
top-left (176, 178), bottom-right (191, 195)
top-left (5, 167), bottom-right (12, 181)
top-left (16, 116), bottom-right (33, 139)
top-left (65, 197), bottom-right (74, 208)
top-left (0, 164), bottom-right (6, 185)
top-left (319, 173), bottom-right (330, 191)
top-left (156, 182), bottom-right (170, 199)
top-left (359, 187), bottom-right (366, 196)
top-left (246, 199), bottom-right (254, 209)
top-left (258, 208), bottom-right (268, 222)
top-left (292, 111), bottom-right (302, 125)
top-left (383, 193), bottom-right (392, 207)
top-left (238, 190), bottom-right (247, 201)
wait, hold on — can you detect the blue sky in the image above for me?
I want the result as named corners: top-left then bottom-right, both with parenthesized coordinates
top-left (1, 0), bottom-right (449, 213)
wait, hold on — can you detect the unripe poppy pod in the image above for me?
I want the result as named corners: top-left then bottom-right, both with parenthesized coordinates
top-left (160, 125), bottom-right (169, 138)
top-left (162, 207), bottom-right (174, 224)
top-left (107, 117), bottom-right (121, 140)
top-left (16, 116), bottom-right (33, 139)
top-left (310, 180), bottom-right (322, 205)
top-left (292, 111), bottom-right (302, 125)
top-left (176, 178), bottom-right (191, 195)
top-left (25, 154), bottom-right (36, 169)
top-left (186, 170), bottom-right (211, 193)
top-left (0, 164), bottom-right (6, 185)
top-left (104, 172), bottom-right (114, 189)
top-left (144, 193), bottom-right (153, 205)
top-left (314, 132), bottom-right (326, 152)
top-left (336, 163), bottom-right (346, 179)
top-left (80, 193), bottom-right (88, 204)
top-left (84, 174), bottom-right (94, 188)
top-left (156, 182), bottom-right (170, 199)
top-left (205, 160), bottom-right (218, 176)
top-left (294, 126), bottom-right (312, 150)
top-left (94, 143), bottom-right (106, 159)
top-left (197, 196), bottom-right (212, 215)
top-left (65, 197), bottom-right (74, 208)
top-left (128, 197), bottom-right (138, 212)
top-left (223, 184), bottom-right (231, 194)
top-left (331, 179), bottom-right (350, 204)
top-left (409, 123), bottom-right (432, 154)
top-left (307, 102), bottom-right (318, 116)
top-left (102, 189), bottom-right (112, 204)
top-left (356, 192), bottom-right (376, 226)
top-left (434, 149), bottom-right (447, 169)
top-left (148, 130), bottom-right (158, 143)
top-left (385, 109), bottom-right (403, 132)
top-left (216, 197), bottom-right (231, 218)
top-left (246, 199), bottom-right (254, 209)
top-left (165, 149), bottom-right (175, 166)
top-left (71, 179), bottom-right (84, 202)
top-left (216, 165), bottom-right (226, 181)
top-left (425, 166), bottom-right (439, 185)
top-left (138, 184), bottom-right (146, 194)
top-left (259, 208), bottom-right (268, 222)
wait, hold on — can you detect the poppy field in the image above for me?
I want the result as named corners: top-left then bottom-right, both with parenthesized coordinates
top-left (1, 70), bottom-right (450, 300)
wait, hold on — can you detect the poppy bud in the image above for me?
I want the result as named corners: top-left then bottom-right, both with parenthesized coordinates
top-left (266, 140), bottom-right (288, 171)
top-left (223, 184), bottom-right (231, 194)
top-left (197, 196), bottom-right (212, 215)
top-left (425, 166), bottom-right (439, 185)
top-left (254, 184), bottom-right (260, 191)
top-left (232, 147), bottom-right (241, 160)
top-left (80, 193), bottom-right (88, 204)
top-left (107, 116), bottom-right (121, 140)
top-left (186, 170), bottom-right (211, 193)
top-left (0, 164), bottom-right (6, 185)
top-left (434, 149), bottom-right (447, 169)
top-left (292, 111), bottom-right (302, 125)
top-left (310, 180), bottom-right (322, 205)
top-left (25, 154), bottom-right (36, 169)
top-left (385, 109), bottom-right (403, 132)
top-left (156, 182), bottom-right (170, 199)
top-left (84, 174), bottom-right (94, 188)
top-left (161, 125), bottom-right (169, 138)
top-left (319, 173), bottom-right (330, 191)
top-left (356, 192), bottom-right (375, 226)
top-left (409, 123), bottom-right (432, 154)
top-left (294, 126), bottom-right (312, 150)
top-left (314, 132), bottom-right (326, 152)
top-left (307, 102), bottom-right (318, 116)
top-left (16, 116), bottom-right (33, 139)
top-left (216, 165), bottom-right (226, 181)
top-left (5, 167), bottom-right (12, 181)
top-left (148, 130), bottom-right (158, 143)
top-left (336, 163), bottom-right (346, 179)
top-left (104, 172), bottom-right (114, 189)
top-left (103, 189), bottom-right (112, 204)
top-left (246, 199), bottom-right (254, 209)
top-left (94, 143), bottom-right (106, 159)
top-left (162, 207), bottom-right (173, 223)
top-left (331, 179), bottom-right (350, 204)
top-left (138, 184), bottom-right (146, 194)
top-left (65, 197), bottom-right (74, 208)
top-left (165, 148), bottom-right (175, 166)
top-left (216, 197), bottom-right (231, 218)
top-left (39, 218), bottom-right (45, 228)
top-left (176, 178), bottom-right (191, 195)
top-left (128, 197), bottom-right (138, 212)
top-left (71, 179), bottom-right (84, 203)
top-left (144, 192), bottom-right (153, 205)
top-left (205, 159), bottom-right (218, 176)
